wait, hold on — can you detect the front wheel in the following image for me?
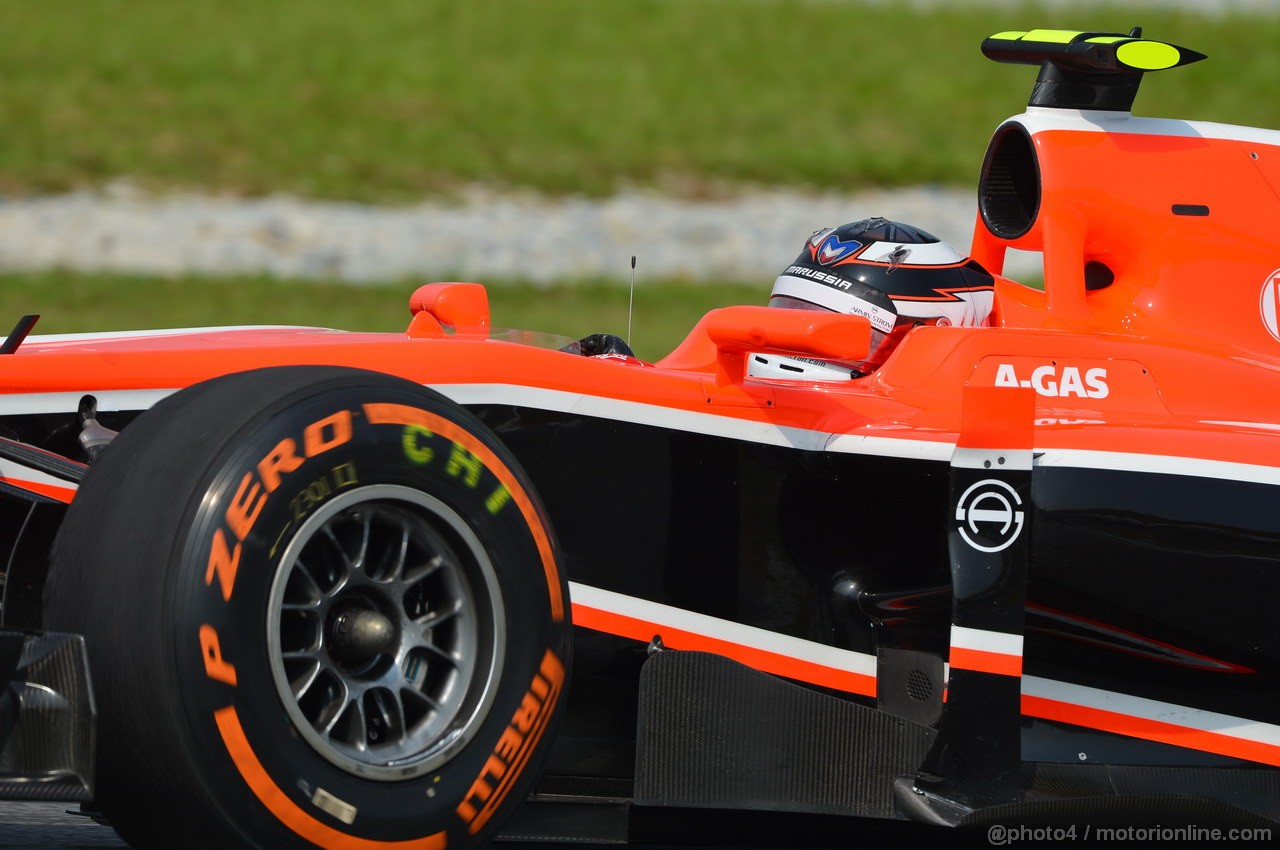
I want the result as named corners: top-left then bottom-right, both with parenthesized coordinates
top-left (45, 366), bottom-right (570, 850)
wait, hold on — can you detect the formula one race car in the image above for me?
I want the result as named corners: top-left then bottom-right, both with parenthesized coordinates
top-left (1, 26), bottom-right (1279, 850)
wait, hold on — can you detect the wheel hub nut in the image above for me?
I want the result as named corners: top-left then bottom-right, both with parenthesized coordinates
top-left (332, 609), bottom-right (397, 659)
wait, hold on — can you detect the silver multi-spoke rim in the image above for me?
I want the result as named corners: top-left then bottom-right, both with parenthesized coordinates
top-left (267, 484), bottom-right (505, 780)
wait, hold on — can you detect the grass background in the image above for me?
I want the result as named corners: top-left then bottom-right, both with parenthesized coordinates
top-left (5, 0), bottom-right (1277, 200)
top-left (3, 1), bottom-right (1277, 352)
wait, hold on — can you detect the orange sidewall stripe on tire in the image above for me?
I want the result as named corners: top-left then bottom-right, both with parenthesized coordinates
top-left (461, 650), bottom-right (565, 835)
top-left (362, 403), bottom-right (563, 621)
top-left (213, 706), bottom-right (447, 850)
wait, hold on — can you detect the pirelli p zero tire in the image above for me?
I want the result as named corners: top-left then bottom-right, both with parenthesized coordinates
top-left (44, 366), bottom-right (570, 850)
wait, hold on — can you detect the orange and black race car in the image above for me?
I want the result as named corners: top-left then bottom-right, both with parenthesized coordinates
top-left (1, 27), bottom-right (1278, 850)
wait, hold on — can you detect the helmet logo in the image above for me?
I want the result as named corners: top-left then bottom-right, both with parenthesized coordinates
top-left (1262, 269), bottom-right (1280, 342)
top-left (811, 233), bottom-right (863, 266)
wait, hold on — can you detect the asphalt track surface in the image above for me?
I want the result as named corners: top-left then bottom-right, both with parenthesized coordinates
top-left (0, 802), bottom-right (125, 849)
top-left (0, 801), bottom-right (993, 850)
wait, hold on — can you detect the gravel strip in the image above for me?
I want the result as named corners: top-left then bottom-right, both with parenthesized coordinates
top-left (0, 184), bottom-right (1044, 285)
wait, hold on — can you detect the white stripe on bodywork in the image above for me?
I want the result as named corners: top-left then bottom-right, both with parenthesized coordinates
top-left (441, 383), bottom-right (834, 452)
top-left (568, 581), bottom-right (878, 679)
top-left (1011, 107), bottom-right (1280, 148)
top-left (440, 382), bottom-right (957, 460)
top-left (570, 582), bottom-right (1280, 755)
top-left (1023, 675), bottom-right (1280, 748)
top-left (9, 325), bottom-right (327, 347)
top-left (578, 581), bottom-right (1280, 752)
top-left (1036, 448), bottom-right (1280, 487)
top-left (951, 625), bottom-right (1024, 657)
top-left (0, 382), bottom-right (1276, 487)
top-left (0, 459), bottom-right (79, 495)
top-left (440, 383), bottom-right (1280, 483)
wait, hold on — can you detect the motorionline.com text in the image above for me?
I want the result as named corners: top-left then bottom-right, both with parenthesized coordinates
top-left (987, 823), bottom-right (1272, 844)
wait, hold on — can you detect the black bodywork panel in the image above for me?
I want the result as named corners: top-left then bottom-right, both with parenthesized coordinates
top-left (472, 403), bottom-right (1280, 796)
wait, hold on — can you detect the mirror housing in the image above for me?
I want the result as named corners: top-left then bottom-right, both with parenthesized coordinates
top-left (408, 283), bottom-right (491, 337)
top-left (704, 306), bottom-right (872, 385)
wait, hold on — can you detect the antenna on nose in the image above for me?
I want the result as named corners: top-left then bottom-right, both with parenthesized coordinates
top-left (627, 255), bottom-right (637, 345)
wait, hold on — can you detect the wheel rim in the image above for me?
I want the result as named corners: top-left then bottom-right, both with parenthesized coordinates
top-left (266, 484), bottom-right (505, 780)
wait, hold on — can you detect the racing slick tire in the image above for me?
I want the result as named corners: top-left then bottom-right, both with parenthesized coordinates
top-left (44, 366), bottom-right (571, 850)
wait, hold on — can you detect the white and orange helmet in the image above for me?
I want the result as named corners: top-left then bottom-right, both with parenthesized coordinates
top-left (750, 218), bottom-right (995, 380)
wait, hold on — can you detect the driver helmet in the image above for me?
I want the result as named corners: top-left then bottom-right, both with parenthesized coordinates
top-left (749, 217), bottom-right (995, 380)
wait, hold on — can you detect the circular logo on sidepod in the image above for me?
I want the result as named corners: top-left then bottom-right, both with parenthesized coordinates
top-left (955, 479), bottom-right (1025, 553)
top-left (1262, 270), bottom-right (1280, 343)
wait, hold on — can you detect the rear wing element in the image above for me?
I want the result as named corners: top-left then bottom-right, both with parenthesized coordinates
top-left (982, 28), bottom-right (1205, 111)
